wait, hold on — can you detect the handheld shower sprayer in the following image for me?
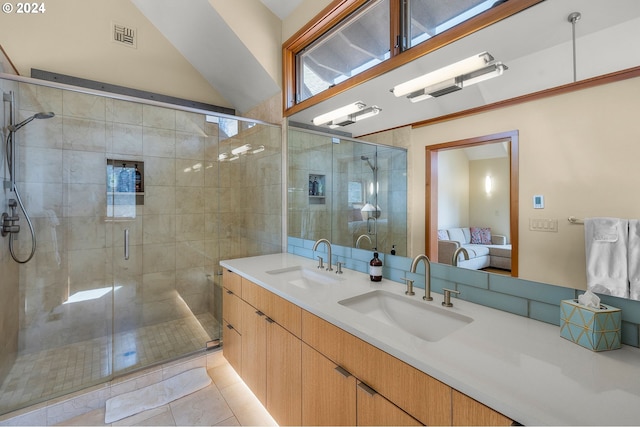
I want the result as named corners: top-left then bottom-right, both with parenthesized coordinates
top-left (2, 90), bottom-right (55, 263)
top-left (8, 112), bottom-right (55, 131)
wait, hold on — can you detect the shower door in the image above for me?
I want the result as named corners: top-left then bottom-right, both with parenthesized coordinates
top-left (108, 101), bottom-right (221, 375)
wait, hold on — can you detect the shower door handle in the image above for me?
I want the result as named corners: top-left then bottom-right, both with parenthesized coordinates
top-left (124, 228), bottom-right (130, 260)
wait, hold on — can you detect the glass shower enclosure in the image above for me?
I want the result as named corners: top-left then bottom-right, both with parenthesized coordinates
top-left (0, 76), bottom-right (282, 415)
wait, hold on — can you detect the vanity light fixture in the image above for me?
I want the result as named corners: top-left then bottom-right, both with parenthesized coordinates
top-left (463, 62), bottom-right (507, 87)
top-left (252, 145), bottom-right (265, 154)
top-left (218, 152), bottom-right (229, 161)
top-left (231, 144), bottom-right (252, 155)
top-left (326, 106), bottom-right (382, 128)
top-left (312, 101), bottom-right (366, 126)
top-left (393, 52), bottom-right (506, 102)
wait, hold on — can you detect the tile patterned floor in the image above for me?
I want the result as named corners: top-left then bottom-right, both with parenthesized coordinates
top-left (56, 358), bottom-right (276, 426)
top-left (0, 313), bottom-right (219, 415)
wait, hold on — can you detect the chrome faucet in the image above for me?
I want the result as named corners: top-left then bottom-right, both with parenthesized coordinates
top-left (312, 238), bottom-right (333, 271)
top-left (355, 234), bottom-right (372, 248)
top-left (410, 254), bottom-right (432, 301)
top-left (452, 247), bottom-right (469, 266)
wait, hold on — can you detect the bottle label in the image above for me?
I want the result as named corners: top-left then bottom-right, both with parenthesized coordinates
top-left (369, 265), bottom-right (382, 277)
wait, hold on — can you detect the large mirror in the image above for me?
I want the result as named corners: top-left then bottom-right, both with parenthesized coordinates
top-left (287, 0), bottom-right (640, 293)
top-left (426, 132), bottom-right (518, 277)
top-left (288, 126), bottom-right (408, 256)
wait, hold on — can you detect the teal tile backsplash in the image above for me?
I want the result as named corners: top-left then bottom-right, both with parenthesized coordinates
top-left (288, 237), bottom-right (640, 348)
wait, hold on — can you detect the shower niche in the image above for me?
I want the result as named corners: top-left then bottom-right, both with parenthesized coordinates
top-left (107, 159), bottom-right (144, 218)
top-left (309, 174), bottom-right (325, 205)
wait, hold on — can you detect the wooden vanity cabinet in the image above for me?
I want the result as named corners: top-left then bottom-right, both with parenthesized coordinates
top-left (301, 341), bottom-right (420, 426)
top-left (452, 390), bottom-right (513, 426)
top-left (238, 278), bottom-right (302, 426)
top-left (302, 310), bottom-right (451, 426)
top-left (302, 343), bottom-right (357, 426)
top-left (224, 271), bottom-right (512, 426)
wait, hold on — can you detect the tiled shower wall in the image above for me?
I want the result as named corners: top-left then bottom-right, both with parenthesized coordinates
top-left (2, 79), bottom-right (282, 359)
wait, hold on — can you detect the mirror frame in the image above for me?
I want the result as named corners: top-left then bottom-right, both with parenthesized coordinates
top-left (425, 130), bottom-right (519, 277)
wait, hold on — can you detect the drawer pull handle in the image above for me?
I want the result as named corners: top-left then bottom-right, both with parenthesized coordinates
top-left (357, 382), bottom-right (377, 397)
top-left (255, 310), bottom-right (265, 317)
top-left (265, 317), bottom-right (275, 324)
top-left (226, 290), bottom-right (233, 295)
top-left (334, 366), bottom-right (351, 378)
top-left (226, 324), bottom-right (234, 330)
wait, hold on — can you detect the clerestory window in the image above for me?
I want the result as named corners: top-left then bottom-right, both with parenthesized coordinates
top-left (283, 0), bottom-right (540, 114)
top-left (296, 0), bottom-right (390, 103)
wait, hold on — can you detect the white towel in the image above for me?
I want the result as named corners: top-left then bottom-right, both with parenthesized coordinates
top-left (629, 219), bottom-right (640, 300)
top-left (585, 217), bottom-right (629, 298)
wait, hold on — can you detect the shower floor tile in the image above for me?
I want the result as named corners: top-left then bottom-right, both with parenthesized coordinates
top-left (0, 313), bottom-right (219, 415)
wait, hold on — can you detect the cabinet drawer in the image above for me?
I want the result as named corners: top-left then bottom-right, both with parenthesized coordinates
top-left (222, 288), bottom-right (242, 333)
top-left (302, 310), bottom-right (451, 426)
top-left (222, 269), bottom-right (242, 295)
top-left (242, 278), bottom-right (301, 338)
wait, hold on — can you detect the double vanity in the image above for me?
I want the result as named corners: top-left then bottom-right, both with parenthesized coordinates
top-left (220, 252), bottom-right (640, 426)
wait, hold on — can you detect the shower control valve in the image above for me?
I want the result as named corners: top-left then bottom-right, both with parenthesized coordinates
top-left (2, 199), bottom-right (21, 237)
top-left (2, 212), bottom-right (20, 236)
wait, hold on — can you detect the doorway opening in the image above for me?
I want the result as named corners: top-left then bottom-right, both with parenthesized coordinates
top-left (425, 130), bottom-right (519, 277)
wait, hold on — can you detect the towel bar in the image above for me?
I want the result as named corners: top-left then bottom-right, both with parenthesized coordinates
top-left (568, 216), bottom-right (584, 224)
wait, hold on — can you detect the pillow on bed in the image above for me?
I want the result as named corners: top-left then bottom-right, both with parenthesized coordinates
top-left (470, 227), bottom-right (492, 244)
top-left (437, 230), bottom-right (449, 240)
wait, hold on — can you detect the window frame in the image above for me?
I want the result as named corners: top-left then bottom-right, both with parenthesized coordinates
top-left (282, 0), bottom-right (544, 116)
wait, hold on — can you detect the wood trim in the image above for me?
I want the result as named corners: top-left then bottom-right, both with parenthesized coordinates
top-left (425, 131), bottom-right (519, 277)
top-left (0, 44), bottom-right (20, 75)
top-left (414, 65), bottom-right (640, 129)
top-left (283, 0), bottom-right (543, 115)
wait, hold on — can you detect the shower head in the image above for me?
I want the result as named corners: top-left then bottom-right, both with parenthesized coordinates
top-left (361, 155), bottom-right (376, 171)
top-left (8, 112), bottom-right (55, 132)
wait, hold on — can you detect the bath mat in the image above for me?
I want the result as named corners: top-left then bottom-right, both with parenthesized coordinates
top-left (104, 367), bottom-right (212, 423)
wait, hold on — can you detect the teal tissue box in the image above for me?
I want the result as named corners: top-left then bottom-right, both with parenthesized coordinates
top-left (560, 299), bottom-right (621, 351)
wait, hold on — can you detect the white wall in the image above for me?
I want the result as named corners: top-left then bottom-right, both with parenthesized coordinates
top-left (0, 0), bottom-right (230, 107)
top-left (469, 157), bottom-right (510, 240)
top-left (408, 76), bottom-right (640, 289)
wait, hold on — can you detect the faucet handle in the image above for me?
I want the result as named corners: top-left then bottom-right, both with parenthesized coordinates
top-left (401, 277), bottom-right (415, 296)
top-left (442, 288), bottom-right (460, 307)
top-left (317, 256), bottom-right (324, 269)
top-left (336, 261), bottom-right (343, 274)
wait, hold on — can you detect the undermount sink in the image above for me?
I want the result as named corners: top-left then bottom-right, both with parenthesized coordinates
top-left (338, 290), bottom-right (472, 342)
top-left (266, 265), bottom-right (343, 289)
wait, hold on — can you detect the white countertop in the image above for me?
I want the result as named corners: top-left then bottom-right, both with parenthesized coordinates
top-left (220, 253), bottom-right (640, 426)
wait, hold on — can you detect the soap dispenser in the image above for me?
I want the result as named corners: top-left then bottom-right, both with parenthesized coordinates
top-left (369, 252), bottom-right (382, 282)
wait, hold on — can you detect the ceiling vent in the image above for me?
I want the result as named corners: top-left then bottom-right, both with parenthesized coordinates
top-left (112, 22), bottom-right (137, 49)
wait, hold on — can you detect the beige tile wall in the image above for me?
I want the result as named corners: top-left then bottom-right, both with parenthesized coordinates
top-left (9, 80), bottom-right (282, 353)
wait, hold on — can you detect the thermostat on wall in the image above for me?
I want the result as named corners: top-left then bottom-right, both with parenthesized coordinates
top-left (533, 195), bottom-right (544, 209)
